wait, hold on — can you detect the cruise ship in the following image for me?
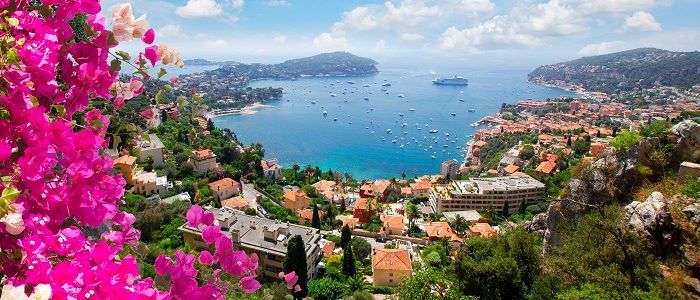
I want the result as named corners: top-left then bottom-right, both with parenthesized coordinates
top-left (433, 76), bottom-right (468, 86)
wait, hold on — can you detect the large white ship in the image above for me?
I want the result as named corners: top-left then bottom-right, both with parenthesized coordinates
top-left (433, 76), bottom-right (469, 85)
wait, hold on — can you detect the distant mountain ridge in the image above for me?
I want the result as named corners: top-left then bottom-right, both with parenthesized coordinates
top-left (528, 48), bottom-right (700, 94)
top-left (195, 52), bottom-right (378, 86)
top-left (183, 58), bottom-right (240, 66)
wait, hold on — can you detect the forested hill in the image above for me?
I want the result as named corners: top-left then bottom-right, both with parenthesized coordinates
top-left (205, 52), bottom-right (378, 83)
top-left (528, 48), bottom-right (700, 94)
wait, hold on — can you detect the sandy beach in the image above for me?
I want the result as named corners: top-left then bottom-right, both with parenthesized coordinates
top-left (209, 102), bottom-right (274, 118)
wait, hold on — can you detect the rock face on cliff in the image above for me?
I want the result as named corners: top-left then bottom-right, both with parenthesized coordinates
top-left (624, 192), bottom-right (677, 253)
top-left (537, 145), bottom-right (643, 249)
top-left (671, 120), bottom-right (700, 163)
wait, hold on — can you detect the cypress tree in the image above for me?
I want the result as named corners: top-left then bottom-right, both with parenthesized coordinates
top-left (518, 199), bottom-right (526, 215)
top-left (284, 235), bottom-right (308, 298)
top-left (340, 224), bottom-right (351, 249)
top-left (342, 242), bottom-right (356, 277)
top-left (311, 204), bottom-right (321, 229)
top-left (502, 200), bottom-right (510, 217)
top-left (340, 199), bottom-right (346, 212)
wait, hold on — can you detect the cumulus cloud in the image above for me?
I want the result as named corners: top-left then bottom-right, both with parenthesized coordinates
top-left (400, 33), bottom-right (424, 41)
top-left (313, 23), bottom-right (349, 49)
top-left (175, 0), bottom-right (223, 18)
top-left (578, 41), bottom-right (628, 56)
top-left (457, 0), bottom-right (495, 16)
top-left (622, 11), bottom-right (661, 32)
top-left (439, 17), bottom-right (542, 51)
top-left (273, 34), bottom-right (287, 43)
top-left (264, 0), bottom-right (289, 7)
top-left (232, 0), bottom-right (244, 9)
top-left (566, 0), bottom-right (662, 14)
top-left (158, 25), bottom-right (185, 38)
top-left (340, 0), bottom-right (441, 31)
top-left (375, 39), bottom-right (386, 51)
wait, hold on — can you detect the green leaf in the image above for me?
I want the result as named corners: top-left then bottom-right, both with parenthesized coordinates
top-left (115, 51), bottom-right (131, 61)
top-left (6, 49), bottom-right (20, 67)
top-left (52, 104), bottom-right (66, 117)
top-left (7, 17), bottom-right (19, 27)
top-left (0, 176), bottom-right (12, 183)
top-left (163, 85), bottom-right (173, 92)
top-left (155, 90), bottom-right (165, 104)
top-left (90, 119), bottom-right (104, 130)
top-left (157, 68), bottom-right (168, 78)
top-left (106, 31), bottom-right (117, 47)
top-left (109, 59), bottom-right (122, 74)
top-left (1, 186), bottom-right (20, 203)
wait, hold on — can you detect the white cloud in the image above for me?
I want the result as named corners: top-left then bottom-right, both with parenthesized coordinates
top-left (205, 39), bottom-right (229, 47)
top-left (622, 11), bottom-right (661, 32)
top-left (457, 0), bottom-right (495, 16)
top-left (439, 17), bottom-right (542, 52)
top-left (263, 0), bottom-right (289, 7)
top-left (175, 0), bottom-right (223, 18)
top-left (520, 1), bottom-right (587, 35)
top-left (340, 0), bottom-right (441, 31)
top-left (273, 34), bottom-right (287, 43)
top-left (232, 0), bottom-right (244, 9)
top-left (158, 25), bottom-right (185, 38)
top-left (400, 33), bottom-right (424, 41)
top-left (438, 0), bottom-right (586, 52)
top-left (565, 0), bottom-right (662, 14)
top-left (578, 41), bottom-right (628, 56)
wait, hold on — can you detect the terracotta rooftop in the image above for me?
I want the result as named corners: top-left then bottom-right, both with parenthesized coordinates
top-left (298, 208), bottom-right (324, 221)
top-left (221, 196), bottom-right (249, 210)
top-left (284, 190), bottom-right (310, 203)
top-left (410, 179), bottom-right (431, 190)
top-left (504, 164), bottom-right (519, 174)
top-left (469, 223), bottom-right (497, 237)
top-left (312, 180), bottom-right (336, 193)
top-left (114, 155), bottom-right (137, 166)
top-left (192, 149), bottom-right (215, 160)
top-left (208, 178), bottom-right (240, 191)
top-left (424, 222), bottom-right (458, 240)
top-left (382, 215), bottom-right (404, 229)
top-left (535, 160), bottom-right (557, 174)
top-left (372, 248), bottom-right (411, 271)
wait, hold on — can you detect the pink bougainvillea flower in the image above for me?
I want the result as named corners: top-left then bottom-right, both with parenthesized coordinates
top-left (129, 78), bottom-right (144, 96)
top-left (142, 28), bottom-right (155, 44)
top-left (186, 205), bottom-right (215, 227)
top-left (169, 77), bottom-right (178, 85)
top-left (144, 45), bottom-right (160, 67)
top-left (0, 140), bottom-right (11, 162)
top-left (198, 250), bottom-right (215, 265)
top-left (140, 108), bottom-right (154, 119)
top-left (113, 96), bottom-right (125, 110)
top-left (284, 272), bottom-right (298, 289)
top-left (239, 276), bottom-right (261, 293)
top-left (202, 225), bottom-right (224, 244)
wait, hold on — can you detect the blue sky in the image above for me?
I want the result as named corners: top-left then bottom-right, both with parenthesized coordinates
top-left (104, 0), bottom-right (700, 66)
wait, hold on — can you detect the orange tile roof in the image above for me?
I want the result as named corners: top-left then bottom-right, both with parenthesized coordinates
top-left (353, 198), bottom-right (369, 210)
top-left (423, 222), bottom-right (456, 239)
top-left (312, 180), bottom-right (336, 193)
top-left (382, 215), bottom-right (404, 229)
top-left (469, 223), bottom-right (497, 237)
top-left (474, 141), bottom-right (487, 148)
top-left (209, 178), bottom-right (240, 191)
top-left (221, 196), bottom-right (249, 210)
top-left (342, 217), bottom-right (359, 229)
top-left (411, 179), bottom-right (431, 190)
top-left (535, 160), bottom-right (557, 174)
top-left (320, 240), bottom-right (335, 257)
top-left (298, 208), bottom-right (324, 221)
top-left (193, 149), bottom-right (214, 159)
top-left (114, 155), bottom-right (137, 166)
top-left (503, 164), bottom-right (519, 174)
top-left (372, 248), bottom-right (411, 271)
top-left (512, 171), bottom-right (528, 177)
top-left (284, 190), bottom-right (310, 203)
top-left (400, 187), bottom-right (412, 195)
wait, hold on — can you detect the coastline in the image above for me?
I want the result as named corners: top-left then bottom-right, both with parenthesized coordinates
top-left (208, 102), bottom-right (274, 119)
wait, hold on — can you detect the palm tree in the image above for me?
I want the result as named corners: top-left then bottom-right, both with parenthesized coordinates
top-left (449, 214), bottom-right (467, 236)
top-left (345, 275), bottom-right (370, 295)
top-left (406, 202), bottom-right (420, 228)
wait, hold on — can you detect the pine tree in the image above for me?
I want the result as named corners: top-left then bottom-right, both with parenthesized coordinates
top-left (342, 242), bottom-right (356, 277)
top-left (340, 224), bottom-right (351, 249)
top-left (284, 235), bottom-right (309, 298)
top-left (311, 204), bottom-right (321, 229)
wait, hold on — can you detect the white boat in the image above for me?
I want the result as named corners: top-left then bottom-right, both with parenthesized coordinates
top-left (409, 108), bottom-right (415, 111)
top-left (430, 156), bottom-right (436, 159)
top-left (397, 94), bottom-right (405, 98)
top-left (429, 129), bottom-right (438, 133)
top-left (311, 101), bottom-right (316, 104)
top-left (364, 97), bottom-right (369, 101)
top-left (468, 108), bottom-right (476, 112)
top-left (382, 82), bottom-right (391, 87)
top-left (347, 81), bottom-right (355, 84)
top-left (386, 129), bottom-right (392, 133)
top-left (333, 118), bottom-right (338, 121)
top-left (323, 111), bottom-right (327, 116)
top-left (398, 113), bottom-right (404, 117)
top-left (330, 94), bottom-right (337, 97)
top-left (391, 140), bottom-right (397, 143)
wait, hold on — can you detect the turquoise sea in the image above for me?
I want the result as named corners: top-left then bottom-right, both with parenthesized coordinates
top-left (212, 63), bottom-right (574, 179)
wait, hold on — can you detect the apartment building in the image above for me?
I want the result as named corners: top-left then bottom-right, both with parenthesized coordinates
top-left (136, 134), bottom-right (165, 167)
top-left (429, 175), bottom-right (545, 214)
top-left (179, 208), bottom-right (322, 281)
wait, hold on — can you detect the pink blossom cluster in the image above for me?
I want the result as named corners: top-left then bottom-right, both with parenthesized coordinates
top-left (0, 1), bottom-right (260, 299)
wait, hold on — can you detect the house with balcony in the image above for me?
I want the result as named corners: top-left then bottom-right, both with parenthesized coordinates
top-left (114, 155), bottom-right (138, 185)
top-left (190, 149), bottom-right (218, 173)
top-left (371, 248), bottom-right (412, 287)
